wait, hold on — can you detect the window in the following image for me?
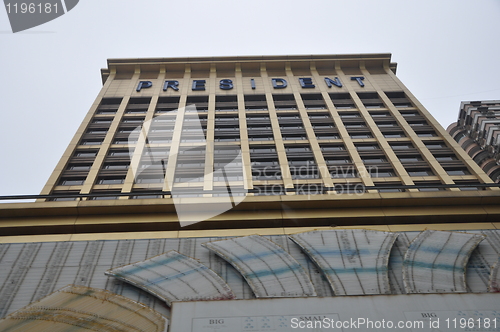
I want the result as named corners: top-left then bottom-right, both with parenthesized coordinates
top-left (59, 178), bottom-right (85, 186)
top-left (252, 170), bottom-right (281, 180)
top-left (408, 121), bottom-right (427, 126)
top-left (136, 177), bottom-right (164, 183)
top-left (418, 187), bottom-right (442, 192)
top-left (69, 164), bottom-right (92, 171)
top-left (213, 174), bottom-right (244, 181)
top-left (325, 158), bottom-right (351, 164)
top-left (425, 142), bottom-right (446, 149)
top-left (350, 133), bottom-right (373, 139)
top-left (91, 195), bottom-right (120, 200)
top-left (296, 183), bottom-right (325, 194)
top-left (282, 135), bottom-right (307, 140)
top-left (316, 134), bottom-right (340, 140)
top-left (103, 163), bottom-right (129, 170)
top-left (330, 168), bottom-right (357, 178)
top-left (312, 124), bottom-right (334, 129)
top-left (400, 111), bottom-right (419, 117)
top-left (109, 150), bottom-right (130, 157)
top-left (446, 169), bottom-right (470, 176)
top-left (123, 118), bottom-right (144, 123)
top-left (214, 136), bottom-right (239, 142)
top-left (253, 185), bottom-right (285, 196)
top-left (435, 156), bottom-right (457, 161)
top-left (371, 112), bottom-right (391, 117)
top-left (377, 122), bottom-right (397, 127)
top-left (119, 128), bottom-right (135, 133)
top-left (345, 123), bottom-right (366, 128)
top-left (370, 170), bottom-right (394, 178)
top-left (250, 147), bottom-right (276, 154)
top-left (416, 132), bottom-right (436, 137)
top-left (321, 145), bottom-right (345, 151)
top-left (383, 133), bottom-right (405, 138)
top-left (277, 115), bottom-right (300, 120)
top-left (390, 143), bottom-right (414, 150)
top-left (340, 113), bottom-right (360, 118)
top-left (93, 119), bottom-right (113, 124)
top-left (362, 157), bottom-right (387, 163)
top-left (148, 138), bottom-right (171, 144)
top-left (81, 140), bottom-right (102, 145)
top-left (126, 109), bottom-right (147, 114)
top-left (87, 129), bottom-right (108, 134)
top-left (378, 188), bottom-right (403, 192)
top-left (114, 139), bottom-right (135, 144)
top-left (286, 146), bottom-right (311, 153)
top-left (248, 125), bottom-right (272, 130)
top-left (131, 194), bottom-right (163, 199)
top-left (97, 110), bottom-right (117, 115)
top-left (280, 125), bottom-right (304, 130)
top-left (51, 196), bottom-right (78, 201)
top-left (399, 156), bottom-right (423, 163)
top-left (309, 114), bottom-right (331, 119)
top-left (98, 177), bottom-right (125, 184)
top-left (407, 170), bottom-right (434, 176)
top-left (358, 92), bottom-right (384, 108)
top-left (330, 93), bottom-right (355, 108)
top-left (153, 118), bottom-right (176, 124)
top-left (356, 144), bottom-right (379, 150)
top-left (75, 151), bottom-right (97, 157)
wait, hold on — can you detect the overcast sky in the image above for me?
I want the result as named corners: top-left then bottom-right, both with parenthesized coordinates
top-left (1, 0), bottom-right (499, 199)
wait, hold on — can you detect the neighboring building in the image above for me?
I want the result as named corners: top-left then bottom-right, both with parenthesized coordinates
top-left (1, 54), bottom-right (500, 330)
top-left (448, 100), bottom-right (500, 183)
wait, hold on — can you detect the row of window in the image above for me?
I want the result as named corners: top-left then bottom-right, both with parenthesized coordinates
top-left (72, 141), bottom-right (452, 159)
top-left (95, 92), bottom-right (413, 114)
top-left (50, 179), bottom-right (487, 201)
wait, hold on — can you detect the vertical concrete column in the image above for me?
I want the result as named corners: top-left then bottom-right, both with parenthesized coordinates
top-left (310, 62), bottom-right (357, 194)
top-left (284, 61), bottom-right (334, 189)
top-left (162, 64), bottom-right (192, 192)
top-left (39, 66), bottom-right (118, 199)
top-left (260, 62), bottom-right (294, 192)
top-left (203, 64), bottom-right (217, 196)
top-left (80, 66), bottom-right (141, 195)
top-left (121, 66), bottom-right (166, 197)
top-left (383, 62), bottom-right (496, 189)
top-left (332, 63), bottom-right (376, 191)
top-left (356, 62), bottom-right (417, 192)
top-left (235, 63), bottom-right (253, 192)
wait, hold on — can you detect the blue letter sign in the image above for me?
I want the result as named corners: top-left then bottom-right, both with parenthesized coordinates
top-left (163, 80), bottom-right (179, 91)
top-left (351, 77), bottom-right (365, 87)
top-left (272, 78), bottom-right (288, 89)
top-left (136, 81), bottom-right (153, 92)
top-left (192, 80), bottom-right (206, 91)
top-left (219, 79), bottom-right (234, 90)
top-left (324, 77), bottom-right (343, 88)
top-left (299, 78), bottom-right (315, 88)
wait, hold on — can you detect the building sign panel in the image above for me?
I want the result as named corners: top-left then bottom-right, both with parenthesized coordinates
top-left (170, 294), bottom-right (500, 332)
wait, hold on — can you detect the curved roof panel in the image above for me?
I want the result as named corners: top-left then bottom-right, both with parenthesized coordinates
top-left (202, 235), bottom-right (316, 298)
top-left (489, 259), bottom-right (500, 292)
top-left (403, 230), bottom-right (485, 293)
top-left (0, 285), bottom-right (167, 332)
top-left (289, 229), bottom-right (398, 295)
top-left (106, 250), bottom-right (235, 306)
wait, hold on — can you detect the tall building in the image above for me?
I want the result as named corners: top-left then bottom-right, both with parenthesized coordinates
top-left (448, 100), bottom-right (500, 183)
top-left (1, 54), bottom-right (500, 331)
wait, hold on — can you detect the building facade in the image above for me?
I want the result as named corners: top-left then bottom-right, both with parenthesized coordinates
top-left (448, 100), bottom-right (500, 183)
top-left (40, 54), bottom-right (496, 201)
top-left (1, 54), bottom-right (500, 331)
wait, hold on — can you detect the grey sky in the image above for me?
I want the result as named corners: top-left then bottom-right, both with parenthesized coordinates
top-left (1, 0), bottom-right (499, 198)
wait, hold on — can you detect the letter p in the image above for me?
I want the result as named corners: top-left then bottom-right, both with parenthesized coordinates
top-left (137, 81), bottom-right (153, 92)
